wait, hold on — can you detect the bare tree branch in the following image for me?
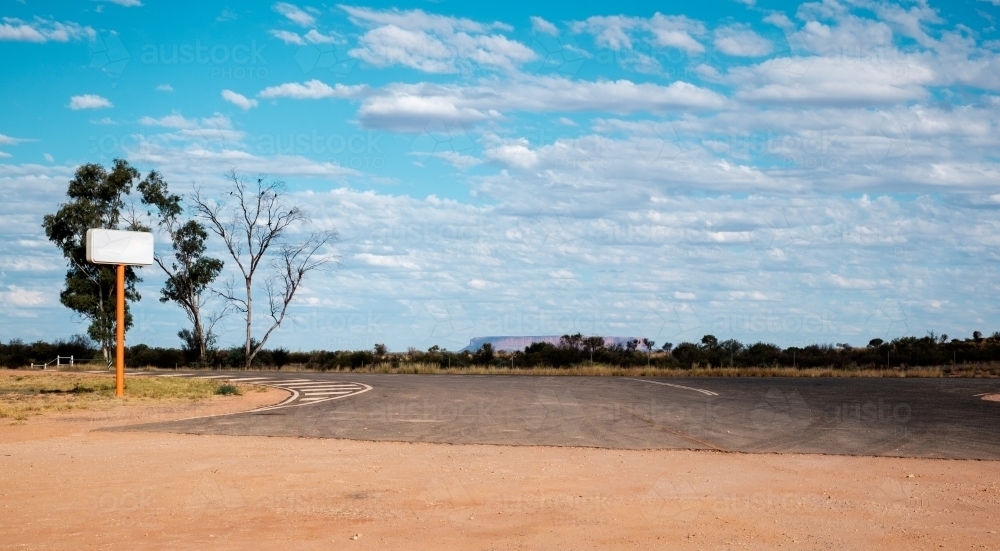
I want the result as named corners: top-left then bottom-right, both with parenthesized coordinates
top-left (193, 171), bottom-right (336, 368)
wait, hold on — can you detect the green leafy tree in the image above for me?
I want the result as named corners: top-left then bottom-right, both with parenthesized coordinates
top-left (641, 338), bottom-right (656, 366)
top-left (41, 160), bottom-right (145, 360)
top-left (559, 333), bottom-right (584, 350)
top-left (271, 347), bottom-right (290, 368)
top-left (719, 339), bottom-right (744, 366)
top-left (583, 335), bottom-right (605, 363)
top-left (474, 343), bottom-right (495, 365)
top-left (137, 171), bottom-right (224, 364)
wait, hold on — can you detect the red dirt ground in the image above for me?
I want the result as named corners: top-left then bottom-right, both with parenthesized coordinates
top-left (1, 385), bottom-right (997, 550)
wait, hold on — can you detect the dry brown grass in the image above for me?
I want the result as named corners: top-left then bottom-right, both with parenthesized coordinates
top-left (156, 362), bottom-right (1000, 378)
top-left (353, 363), bottom-right (958, 377)
top-left (0, 370), bottom-right (261, 421)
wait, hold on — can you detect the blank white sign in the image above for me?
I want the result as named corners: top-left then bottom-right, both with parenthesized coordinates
top-left (86, 229), bottom-right (154, 266)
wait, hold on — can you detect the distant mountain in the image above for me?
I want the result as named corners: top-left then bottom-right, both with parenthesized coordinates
top-left (460, 336), bottom-right (640, 353)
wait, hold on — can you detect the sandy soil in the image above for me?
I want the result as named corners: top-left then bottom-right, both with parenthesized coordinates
top-left (1, 390), bottom-right (997, 550)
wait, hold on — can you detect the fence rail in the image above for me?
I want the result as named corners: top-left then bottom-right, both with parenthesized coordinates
top-left (29, 356), bottom-right (112, 370)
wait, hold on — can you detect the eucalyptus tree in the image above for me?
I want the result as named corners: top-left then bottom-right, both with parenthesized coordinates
top-left (582, 335), bottom-right (605, 364)
top-left (641, 338), bottom-right (656, 366)
top-left (137, 172), bottom-right (224, 363)
top-left (42, 160), bottom-right (145, 360)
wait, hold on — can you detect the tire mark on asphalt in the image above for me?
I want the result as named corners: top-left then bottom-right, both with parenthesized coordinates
top-left (624, 409), bottom-right (726, 451)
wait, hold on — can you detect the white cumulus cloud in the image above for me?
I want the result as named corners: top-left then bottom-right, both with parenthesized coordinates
top-left (731, 56), bottom-right (934, 106)
top-left (355, 77), bottom-right (728, 131)
top-left (270, 29), bottom-right (305, 45)
top-left (304, 29), bottom-right (340, 44)
top-left (69, 94), bottom-right (113, 110)
top-left (273, 2), bottom-right (315, 27)
top-left (258, 80), bottom-right (370, 100)
top-left (530, 16), bottom-right (559, 36)
top-left (484, 139), bottom-right (540, 170)
top-left (714, 25), bottom-right (773, 56)
top-left (221, 89), bottom-right (258, 110)
top-left (0, 285), bottom-right (47, 306)
top-left (342, 6), bottom-right (535, 73)
top-left (0, 17), bottom-right (95, 43)
top-left (572, 13), bottom-right (706, 54)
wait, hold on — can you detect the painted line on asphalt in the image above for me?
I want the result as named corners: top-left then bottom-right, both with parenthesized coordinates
top-left (251, 383), bottom-right (372, 412)
top-left (624, 377), bottom-right (719, 396)
top-left (279, 382), bottom-right (355, 387)
top-left (148, 373), bottom-right (371, 412)
top-left (284, 387), bottom-right (359, 391)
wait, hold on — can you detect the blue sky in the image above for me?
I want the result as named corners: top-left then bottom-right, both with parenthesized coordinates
top-left (2, 0), bottom-right (1000, 352)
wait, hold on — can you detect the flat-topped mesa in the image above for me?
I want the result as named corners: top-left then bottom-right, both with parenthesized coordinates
top-left (460, 336), bottom-right (641, 353)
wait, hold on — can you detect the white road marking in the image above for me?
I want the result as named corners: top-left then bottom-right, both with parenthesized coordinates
top-left (131, 373), bottom-right (372, 414)
top-left (251, 382), bottom-right (373, 412)
top-left (281, 381), bottom-right (354, 386)
top-left (279, 382), bottom-right (355, 387)
top-left (282, 387), bottom-right (359, 392)
top-left (624, 377), bottom-right (719, 396)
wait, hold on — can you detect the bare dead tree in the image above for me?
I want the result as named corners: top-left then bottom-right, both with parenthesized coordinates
top-left (191, 170), bottom-right (337, 368)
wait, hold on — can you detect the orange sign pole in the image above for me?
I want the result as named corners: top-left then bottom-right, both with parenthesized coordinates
top-left (116, 264), bottom-right (125, 397)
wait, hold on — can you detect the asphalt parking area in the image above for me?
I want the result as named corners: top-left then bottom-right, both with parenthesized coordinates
top-left (114, 372), bottom-right (1000, 459)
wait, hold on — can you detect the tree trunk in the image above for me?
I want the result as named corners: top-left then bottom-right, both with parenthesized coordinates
top-left (187, 282), bottom-right (207, 364)
top-left (244, 277), bottom-right (253, 370)
top-left (98, 293), bottom-right (110, 362)
top-left (193, 309), bottom-right (206, 364)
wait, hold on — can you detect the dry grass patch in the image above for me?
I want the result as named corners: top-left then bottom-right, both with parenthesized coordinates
top-left (259, 362), bottom-right (996, 378)
top-left (0, 370), bottom-right (260, 421)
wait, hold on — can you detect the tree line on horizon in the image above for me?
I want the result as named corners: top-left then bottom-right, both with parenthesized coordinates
top-left (3, 330), bottom-right (1000, 370)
